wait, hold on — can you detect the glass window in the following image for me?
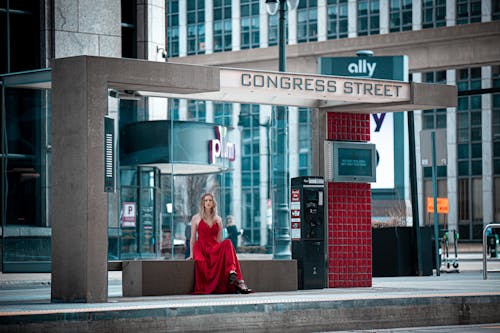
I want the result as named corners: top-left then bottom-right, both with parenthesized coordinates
top-left (298, 108), bottom-right (312, 175)
top-left (358, 0), bottom-right (380, 36)
top-left (214, 0), bottom-right (232, 52)
top-left (456, 0), bottom-right (481, 25)
top-left (0, 0), bottom-right (41, 73)
top-left (494, 92), bottom-right (500, 178)
top-left (327, 0), bottom-right (348, 40)
top-left (495, 178), bottom-right (500, 221)
top-left (390, 0), bottom-right (412, 32)
top-left (422, 0), bottom-right (446, 29)
top-left (297, 0), bottom-right (318, 43)
top-left (122, 0), bottom-right (137, 59)
top-left (241, 0), bottom-right (259, 49)
top-left (186, 0), bottom-right (205, 55)
top-left (1, 86), bottom-right (51, 271)
top-left (167, 0), bottom-right (180, 57)
top-left (494, 0), bottom-right (500, 21)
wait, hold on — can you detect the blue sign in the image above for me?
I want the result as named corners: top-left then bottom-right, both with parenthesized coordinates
top-left (318, 56), bottom-right (408, 82)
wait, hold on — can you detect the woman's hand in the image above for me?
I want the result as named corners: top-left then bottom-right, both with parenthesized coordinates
top-left (185, 255), bottom-right (193, 261)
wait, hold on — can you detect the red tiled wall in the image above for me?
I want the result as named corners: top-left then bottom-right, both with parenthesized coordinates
top-left (327, 112), bottom-right (372, 288)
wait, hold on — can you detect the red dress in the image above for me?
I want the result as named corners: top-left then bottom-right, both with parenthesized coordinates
top-left (193, 219), bottom-right (243, 294)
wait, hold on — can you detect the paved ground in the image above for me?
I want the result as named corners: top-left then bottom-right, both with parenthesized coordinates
top-left (0, 247), bottom-right (499, 333)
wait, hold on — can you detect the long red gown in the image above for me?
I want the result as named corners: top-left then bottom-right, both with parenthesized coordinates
top-left (193, 219), bottom-right (243, 294)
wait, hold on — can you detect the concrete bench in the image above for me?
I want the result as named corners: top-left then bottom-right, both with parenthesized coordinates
top-left (122, 259), bottom-right (297, 296)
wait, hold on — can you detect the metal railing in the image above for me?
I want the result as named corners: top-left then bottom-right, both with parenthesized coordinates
top-left (482, 223), bottom-right (500, 280)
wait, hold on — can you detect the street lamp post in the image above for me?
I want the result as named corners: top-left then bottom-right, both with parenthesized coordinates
top-left (266, 0), bottom-right (298, 260)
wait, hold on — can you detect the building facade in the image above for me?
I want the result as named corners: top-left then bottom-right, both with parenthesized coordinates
top-left (0, 0), bottom-right (499, 272)
top-left (166, 0), bottom-right (500, 242)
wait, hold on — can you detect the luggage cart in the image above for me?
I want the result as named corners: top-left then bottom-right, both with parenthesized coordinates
top-left (440, 229), bottom-right (459, 273)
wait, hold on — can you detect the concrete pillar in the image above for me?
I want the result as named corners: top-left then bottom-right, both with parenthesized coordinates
top-left (205, 0), bottom-right (214, 54)
top-left (51, 57), bottom-right (110, 303)
top-left (136, 0), bottom-right (166, 61)
top-left (288, 5), bottom-right (298, 45)
top-left (232, 0), bottom-right (241, 51)
top-left (482, 0), bottom-right (492, 22)
top-left (260, 106), bottom-right (272, 246)
top-left (348, 0), bottom-right (357, 37)
top-left (260, 0), bottom-right (269, 48)
top-left (482, 66), bottom-right (494, 225)
top-left (412, 0), bottom-right (422, 30)
top-left (446, 0), bottom-right (456, 26)
top-left (411, 73), bottom-right (423, 225)
top-left (317, 0), bottom-right (328, 42)
top-left (446, 69), bottom-right (458, 235)
top-left (51, 56), bottom-right (219, 302)
top-left (312, 109), bottom-right (327, 177)
top-left (379, 0), bottom-right (389, 34)
top-left (179, 0), bottom-right (187, 56)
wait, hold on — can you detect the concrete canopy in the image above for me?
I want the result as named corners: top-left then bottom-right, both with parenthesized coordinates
top-left (122, 64), bottom-right (457, 112)
top-left (49, 55), bottom-right (456, 303)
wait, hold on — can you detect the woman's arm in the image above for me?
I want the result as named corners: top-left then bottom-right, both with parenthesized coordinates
top-left (217, 217), bottom-right (223, 243)
top-left (187, 214), bottom-right (199, 260)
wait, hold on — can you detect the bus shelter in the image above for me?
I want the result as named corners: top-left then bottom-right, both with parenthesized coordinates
top-left (46, 56), bottom-right (455, 302)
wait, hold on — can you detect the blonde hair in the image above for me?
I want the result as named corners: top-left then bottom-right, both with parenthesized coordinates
top-left (199, 193), bottom-right (217, 221)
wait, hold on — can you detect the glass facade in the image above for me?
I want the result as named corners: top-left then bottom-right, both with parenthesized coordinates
top-left (492, 66), bottom-right (500, 223)
top-left (457, 67), bottom-right (483, 240)
top-left (1, 0), bottom-right (500, 272)
top-left (421, 71), bottom-right (447, 227)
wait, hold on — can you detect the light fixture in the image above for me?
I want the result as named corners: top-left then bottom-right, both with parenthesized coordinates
top-left (156, 45), bottom-right (167, 59)
top-left (356, 50), bottom-right (374, 57)
top-left (108, 89), bottom-right (142, 101)
top-left (265, 0), bottom-right (279, 15)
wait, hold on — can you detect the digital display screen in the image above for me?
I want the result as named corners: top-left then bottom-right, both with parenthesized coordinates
top-left (324, 141), bottom-right (377, 183)
top-left (337, 148), bottom-right (372, 177)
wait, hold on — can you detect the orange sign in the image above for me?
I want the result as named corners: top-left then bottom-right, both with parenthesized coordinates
top-left (427, 197), bottom-right (449, 214)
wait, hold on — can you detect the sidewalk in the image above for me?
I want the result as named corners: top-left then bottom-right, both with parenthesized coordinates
top-left (1, 270), bottom-right (499, 333)
top-left (1, 247), bottom-right (498, 289)
top-left (1, 247), bottom-right (500, 332)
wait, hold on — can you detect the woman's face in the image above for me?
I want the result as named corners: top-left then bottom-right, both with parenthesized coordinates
top-left (203, 195), bottom-right (214, 210)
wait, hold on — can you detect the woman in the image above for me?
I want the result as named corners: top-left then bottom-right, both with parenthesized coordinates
top-left (225, 215), bottom-right (240, 251)
top-left (186, 193), bottom-right (252, 294)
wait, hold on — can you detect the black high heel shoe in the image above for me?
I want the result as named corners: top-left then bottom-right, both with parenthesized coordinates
top-left (229, 271), bottom-right (237, 285)
top-left (235, 279), bottom-right (253, 294)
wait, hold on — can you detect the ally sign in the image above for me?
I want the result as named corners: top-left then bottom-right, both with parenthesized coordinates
top-left (319, 55), bottom-right (408, 189)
